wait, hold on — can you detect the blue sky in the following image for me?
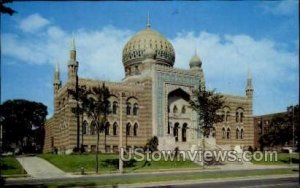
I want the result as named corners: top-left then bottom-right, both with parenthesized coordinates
top-left (1, 1), bottom-right (299, 116)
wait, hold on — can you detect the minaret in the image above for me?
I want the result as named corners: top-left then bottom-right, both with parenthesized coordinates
top-left (246, 70), bottom-right (254, 99)
top-left (68, 34), bottom-right (78, 82)
top-left (189, 49), bottom-right (205, 89)
top-left (53, 63), bottom-right (61, 95)
top-left (189, 49), bottom-right (202, 70)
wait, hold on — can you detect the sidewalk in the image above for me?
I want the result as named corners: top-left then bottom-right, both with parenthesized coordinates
top-left (118, 174), bottom-right (299, 188)
top-left (16, 156), bottom-right (74, 178)
top-left (206, 163), bottom-right (298, 171)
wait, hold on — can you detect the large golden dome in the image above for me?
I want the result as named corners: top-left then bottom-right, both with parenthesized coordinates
top-left (122, 26), bottom-right (175, 67)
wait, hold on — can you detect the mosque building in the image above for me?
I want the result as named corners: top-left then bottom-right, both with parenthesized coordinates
top-left (43, 19), bottom-right (254, 153)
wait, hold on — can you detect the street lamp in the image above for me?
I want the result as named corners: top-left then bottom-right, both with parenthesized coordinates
top-left (119, 92), bottom-right (125, 173)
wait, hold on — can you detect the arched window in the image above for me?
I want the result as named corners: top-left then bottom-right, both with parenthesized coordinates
top-left (112, 101), bottom-right (118, 114)
top-left (212, 127), bottom-right (216, 137)
top-left (128, 67), bottom-right (131, 75)
top-left (236, 108), bottom-right (244, 123)
top-left (90, 121), bottom-right (96, 135)
top-left (222, 127), bottom-right (226, 139)
top-left (82, 120), bottom-right (88, 135)
top-left (181, 106), bottom-right (186, 114)
top-left (236, 128), bottom-right (239, 139)
top-left (174, 123), bottom-right (179, 142)
top-left (105, 122), bottom-right (110, 136)
top-left (133, 123), bottom-right (138, 136)
top-left (113, 122), bottom-right (118, 136)
top-left (223, 107), bottom-right (231, 122)
top-left (173, 105), bottom-right (178, 114)
top-left (133, 103), bottom-right (138, 116)
top-left (126, 123), bottom-right (131, 136)
top-left (135, 65), bottom-right (139, 74)
top-left (126, 102), bottom-right (131, 115)
top-left (240, 112), bottom-right (244, 122)
top-left (222, 111), bottom-right (225, 121)
top-left (227, 128), bottom-right (231, 139)
top-left (226, 112), bottom-right (230, 122)
top-left (240, 129), bottom-right (244, 139)
top-left (168, 122), bottom-right (171, 134)
top-left (108, 101), bottom-right (111, 114)
top-left (182, 123), bottom-right (187, 142)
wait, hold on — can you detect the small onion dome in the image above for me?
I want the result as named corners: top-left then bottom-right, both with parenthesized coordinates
top-left (144, 47), bottom-right (156, 59)
top-left (189, 54), bottom-right (202, 69)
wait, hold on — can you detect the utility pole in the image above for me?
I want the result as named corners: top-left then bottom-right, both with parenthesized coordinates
top-left (119, 92), bottom-right (124, 173)
top-left (292, 106), bottom-right (295, 150)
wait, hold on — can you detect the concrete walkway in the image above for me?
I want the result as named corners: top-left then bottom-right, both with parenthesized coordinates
top-left (16, 156), bottom-right (73, 178)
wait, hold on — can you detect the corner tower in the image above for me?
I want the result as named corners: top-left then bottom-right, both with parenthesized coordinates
top-left (68, 35), bottom-right (78, 82)
top-left (53, 63), bottom-right (61, 95)
top-left (246, 70), bottom-right (254, 99)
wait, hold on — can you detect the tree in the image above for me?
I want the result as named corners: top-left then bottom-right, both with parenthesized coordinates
top-left (189, 85), bottom-right (224, 166)
top-left (286, 105), bottom-right (299, 151)
top-left (144, 136), bottom-right (159, 152)
top-left (0, 99), bottom-right (47, 153)
top-left (68, 85), bottom-right (89, 153)
top-left (259, 105), bottom-right (299, 151)
top-left (189, 85), bottom-right (224, 137)
top-left (71, 84), bottom-right (110, 173)
top-left (1, 0), bottom-right (17, 15)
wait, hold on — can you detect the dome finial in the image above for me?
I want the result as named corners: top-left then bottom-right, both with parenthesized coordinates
top-left (70, 32), bottom-right (76, 51)
top-left (247, 69), bottom-right (252, 79)
top-left (146, 12), bottom-right (151, 28)
top-left (55, 62), bottom-right (60, 72)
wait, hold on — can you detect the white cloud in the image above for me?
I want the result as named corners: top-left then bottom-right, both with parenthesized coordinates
top-left (171, 31), bottom-right (298, 115)
top-left (76, 26), bottom-right (132, 80)
top-left (2, 15), bottom-right (298, 115)
top-left (260, 0), bottom-right (298, 16)
top-left (2, 23), bottom-right (132, 81)
top-left (19, 14), bottom-right (50, 33)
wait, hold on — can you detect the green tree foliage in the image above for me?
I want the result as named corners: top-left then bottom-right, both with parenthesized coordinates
top-left (287, 105), bottom-right (299, 150)
top-left (189, 85), bottom-right (224, 137)
top-left (1, 0), bottom-right (17, 15)
top-left (144, 136), bottom-right (159, 152)
top-left (69, 83), bottom-right (110, 173)
top-left (0, 99), bottom-right (47, 153)
top-left (68, 85), bottom-right (89, 153)
top-left (259, 105), bottom-right (299, 151)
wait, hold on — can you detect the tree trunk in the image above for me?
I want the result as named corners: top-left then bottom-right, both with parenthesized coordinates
top-left (81, 113), bottom-right (84, 154)
top-left (104, 133), bottom-right (107, 153)
top-left (202, 136), bottom-right (205, 169)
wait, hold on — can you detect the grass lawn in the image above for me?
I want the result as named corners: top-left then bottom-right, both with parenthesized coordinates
top-left (0, 156), bottom-right (26, 176)
top-left (251, 152), bottom-right (299, 165)
top-left (39, 153), bottom-right (199, 174)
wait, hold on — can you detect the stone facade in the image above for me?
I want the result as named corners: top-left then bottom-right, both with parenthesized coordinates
top-left (43, 22), bottom-right (254, 153)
